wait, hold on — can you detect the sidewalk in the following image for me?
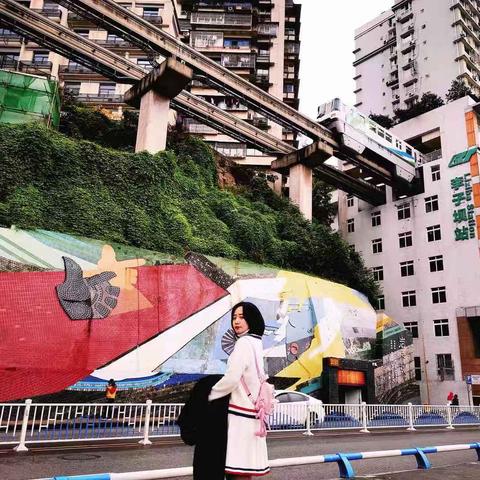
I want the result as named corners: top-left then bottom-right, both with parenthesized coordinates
top-left (357, 462), bottom-right (480, 479)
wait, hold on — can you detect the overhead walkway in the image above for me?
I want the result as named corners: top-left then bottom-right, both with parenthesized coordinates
top-left (0, 0), bottom-right (292, 154)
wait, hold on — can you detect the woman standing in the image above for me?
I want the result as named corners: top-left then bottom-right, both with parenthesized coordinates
top-left (209, 301), bottom-right (270, 479)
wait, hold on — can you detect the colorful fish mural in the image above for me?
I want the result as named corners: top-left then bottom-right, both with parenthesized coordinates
top-left (0, 226), bottom-right (385, 401)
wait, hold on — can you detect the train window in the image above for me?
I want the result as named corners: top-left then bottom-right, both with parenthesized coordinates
top-left (378, 129), bottom-right (385, 139)
top-left (406, 147), bottom-right (412, 155)
top-left (385, 133), bottom-right (392, 143)
top-left (396, 139), bottom-right (402, 149)
top-left (369, 122), bottom-right (377, 133)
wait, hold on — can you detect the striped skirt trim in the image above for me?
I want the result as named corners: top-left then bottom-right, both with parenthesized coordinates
top-left (225, 465), bottom-right (271, 476)
top-left (228, 403), bottom-right (258, 419)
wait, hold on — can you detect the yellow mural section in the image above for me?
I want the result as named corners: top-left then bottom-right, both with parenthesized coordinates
top-left (274, 271), bottom-right (373, 389)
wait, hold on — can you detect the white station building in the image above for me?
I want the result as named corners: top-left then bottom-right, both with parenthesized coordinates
top-left (336, 96), bottom-right (480, 405)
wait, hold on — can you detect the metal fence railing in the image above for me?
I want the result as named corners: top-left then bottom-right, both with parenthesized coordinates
top-left (2, 400), bottom-right (480, 451)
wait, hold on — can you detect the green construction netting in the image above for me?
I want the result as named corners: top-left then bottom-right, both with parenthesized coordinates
top-left (0, 69), bottom-right (60, 127)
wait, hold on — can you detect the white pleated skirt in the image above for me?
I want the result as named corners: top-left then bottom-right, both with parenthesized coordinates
top-left (224, 403), bottom-right (270, 477)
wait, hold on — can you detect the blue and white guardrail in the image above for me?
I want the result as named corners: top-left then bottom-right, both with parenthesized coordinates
top-left (43, 441), bottom-right (480, 480)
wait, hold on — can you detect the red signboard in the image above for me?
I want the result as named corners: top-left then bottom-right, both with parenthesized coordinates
top-left (337, 369), bottom-right (365, 386)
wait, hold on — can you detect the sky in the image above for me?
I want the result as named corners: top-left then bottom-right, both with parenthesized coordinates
top-left (297, 0), bottom-right (393, 119)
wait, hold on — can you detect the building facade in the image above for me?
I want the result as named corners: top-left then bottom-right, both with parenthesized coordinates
top-left (354, 0), bottom-right (480, 117)
top-left (0, 0), bottom-right (301, 164)
top-left (338, 96), bottom-right (480, 405)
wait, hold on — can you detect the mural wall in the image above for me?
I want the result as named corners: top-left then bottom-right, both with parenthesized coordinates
top-left (0, 226), bottom-right (411, 402)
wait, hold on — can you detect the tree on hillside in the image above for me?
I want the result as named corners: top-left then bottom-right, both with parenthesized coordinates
top-left (59, 91), bottom-right (139, 151)
top-left (394, 92), bottom-right (444, 123)
top-left (446, 79), bottom-right (477, 102)
top-left (312, 177), bottom-right (337, 226)
top-left (369, 113), bottom-right (394, 129)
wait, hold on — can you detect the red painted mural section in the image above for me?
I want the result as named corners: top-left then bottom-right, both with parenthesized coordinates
top-left (0, 265), bottom-right (226, 401)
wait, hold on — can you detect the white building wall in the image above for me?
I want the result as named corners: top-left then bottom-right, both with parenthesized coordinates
top-left (354, 0), bottom-right (480, 118)
top-left (340, 97), bottom-right (480, 404)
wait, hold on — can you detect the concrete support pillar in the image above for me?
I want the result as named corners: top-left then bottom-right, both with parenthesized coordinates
top-left (289, 164), bottom-right (312, 221)
top-left (135, 90), bottom-right (170, 153)
top-left (125, 57), bottom-right (192, 155)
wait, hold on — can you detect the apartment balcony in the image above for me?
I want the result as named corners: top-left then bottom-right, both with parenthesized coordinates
top-left (75, 93), bottom-right (125, 104)
top-left (250, 74), bottom-right (271, 86)
top-left (0, 57), bottom-right (18, 69)
top-left (396, 7), bottom-right (414, 23)
top-left (255, 23), bottom-right (278, 36)
top-left (256, 54), bottom-right (272, 64)
top-left (0, 32), bottom-right (22, 44)
top-left (59, 64), bottom-right (95, 74)
top-left (399, 22), bottom-right (415, 38)
top-left (21, 60), bottom-right (53, 70)
top-left (95, 38), bottom-right (134, 49)
top-left (220, 53), bottom-right (255, 68)
top-left (285, 42), bottom-right (300, 55)
top-left (246, 117), bottom-right (269, 129)
top-left (31, 7), bottom-right (61, 18)
top-left (386, 73), bottom-right (399, 86)
top-left (190, 12), bottom-right (252, 27)
top-left (400, 39), bottom-right (416, 54)
top-left (451, 0), bottom-right (480, 30)
top-left (194, 1), bottom-right (253, 12)
top-left (142, 14), bottom-right (164, 24)
top-left (183, 119), bottom-right (217, 134)
top-left (418, 149), bottom-right (443, 165)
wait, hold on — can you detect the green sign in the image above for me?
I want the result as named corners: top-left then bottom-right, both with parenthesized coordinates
top-left (450, 173), bottom-right (476, 241)
top-left (448, 147), bottom-right (478, 168)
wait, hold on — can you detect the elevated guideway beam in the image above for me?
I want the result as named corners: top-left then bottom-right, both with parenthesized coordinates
top-left (0, 0), bottom-right (389, 216)
top-left (0, 0), bottom-right (293, 154)
top-left (53, 0), bottom-right (339, 144)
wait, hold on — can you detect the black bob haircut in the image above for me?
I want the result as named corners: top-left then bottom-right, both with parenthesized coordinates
top-left (231, 301), bottom-right (265, 336)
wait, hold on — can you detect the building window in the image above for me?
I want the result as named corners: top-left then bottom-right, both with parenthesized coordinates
top-left (143, 6), bottom-right (160, 16)
top-left (347, 194), bottom-right (354, 207)
top-left (371, 211), bottom-right (381, 227)
top-left (372, 266), bottom-right (384, 281)
top-left (404, 321), bottom-right (419, 338)
top-left (427, 224), bottom-right (441, 242)
top-left (402, 290), bottom-right (416, 307)
top-left (437, 353), bottom-right (454, 380)
top-left (64, 82), bottom-right (81, 95)
top-left (425, 195), bottom-right (439, 213)
top-left (372, 238), bottom-right (383, 254)
top-left (377, 295), bottom-right (385, 310)
top-left (400, 260), bottom-right (414, 276)
top-left (429, 255), bottom-right (444, 272)
top-left (414, 356), bottom-right (422, 381)
top-left (432, 286), bottom-right (447, 304)
top-left (32, 51), bottom-right (49, 64)
top-left (434, 319), bottom-right (449, 337)
top-left (347, 219), bottom-right (355, 233)
top-left (137, 58), bottom-right (153, 70)
top-left (397, 203), bottom-right (411, 220)
top-left (98, 83), bottom-right (116, 96)
top-left (468, 316), bottom-right (480, 358)
top-left (431, 165), bottom-right (440, 182)
top-left (399, 231), bottom-right (413, 248)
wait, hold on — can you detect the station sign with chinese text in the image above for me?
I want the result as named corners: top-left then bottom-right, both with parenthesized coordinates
top-left (450, 173), bottom-right (476, 241)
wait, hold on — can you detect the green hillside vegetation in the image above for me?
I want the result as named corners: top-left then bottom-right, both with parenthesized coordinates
top-left (0, 123), bottom-right (378, 301)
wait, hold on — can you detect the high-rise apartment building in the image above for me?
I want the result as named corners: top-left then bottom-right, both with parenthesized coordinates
top-left (353, 0), bottom-right (480, 118)
top-left (180, 0), bottom-right (301, 164)
top-left (338, 97), bottom-right (480, 405)
top-left (0, 0), bottom-right (301, 164)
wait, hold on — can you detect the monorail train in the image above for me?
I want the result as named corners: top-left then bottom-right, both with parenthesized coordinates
top-left (317, 98), bottom-right (423, 183)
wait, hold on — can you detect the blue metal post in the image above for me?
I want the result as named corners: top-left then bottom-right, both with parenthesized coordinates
top-left (337, 453), bottom-right (356, 478)
top-left (414, 448), bottom-right (431, 469)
